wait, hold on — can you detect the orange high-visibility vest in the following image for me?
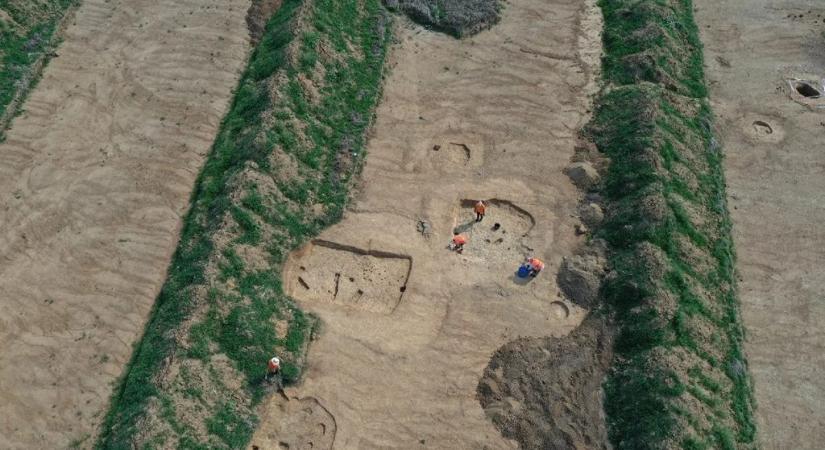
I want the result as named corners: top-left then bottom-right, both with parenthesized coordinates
top-left (474, 201), bottom-right (486, 214)
top-left (453, 235), bottom-right (468, 245)
top-left (528, 258), bottom-right (545, 271)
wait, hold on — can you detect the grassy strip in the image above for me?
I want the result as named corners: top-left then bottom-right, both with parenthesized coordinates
top-left (587, 0), bottom-right (756, 448)
top-left (96, 0), bottom-right (391, 448)
top-left (0, 0), bottom-right (77, 135)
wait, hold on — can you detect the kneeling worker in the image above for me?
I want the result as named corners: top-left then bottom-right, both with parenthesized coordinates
top-left (450, 233), bottom-right (468, 253)
top-left (527, 257), bottom-right (545, 277)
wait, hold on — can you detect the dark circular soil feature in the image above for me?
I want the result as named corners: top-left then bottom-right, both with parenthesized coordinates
top-left (794, 81), bottom-right (821, 98)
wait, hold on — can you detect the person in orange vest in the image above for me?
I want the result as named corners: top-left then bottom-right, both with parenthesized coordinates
top-left (450, 233), bottom-right (468, 253)
top-left (474, 200), bottom-right (487, 222)
top-left (527, 257), bottom-right (545, 277)
top-left (266, 356), bottom-right (281, 382)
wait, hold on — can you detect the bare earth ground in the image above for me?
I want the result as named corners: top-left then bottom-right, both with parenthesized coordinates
top-left (250, 0), bottom-right (601, 448)
top-left (0, 0), bottom-right (251, 446)
top-left (695, 2), bottom-right (825, 448)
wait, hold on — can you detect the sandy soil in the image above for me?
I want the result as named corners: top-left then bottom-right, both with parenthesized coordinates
top-left (0, 0), bottom-right (251, 447)
top-left (695, 2), bottom-right (825, 448)
top-left (250, 0), bottom-right (601, 447)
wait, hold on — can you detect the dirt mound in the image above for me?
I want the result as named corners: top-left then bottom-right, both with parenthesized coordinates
top-left (247, 0), bottom-right (284, 44)
top-left (564, 162), bottom-right (601, 191)
top-left (601, 0), bottom-right (707, 97)
top-left (585, 0), bottom-right (758, 445)
top-left (386, 0), bottom-right (501, 37)
top-left (477, 315), bottom-right (613, 450)
top-left (556, 240), bottom-right (607, 309)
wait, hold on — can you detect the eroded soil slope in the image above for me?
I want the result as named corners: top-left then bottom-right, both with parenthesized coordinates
top-left (0, 0), bottom-right (251, 446)
top-left (250, 0), bottom-right (601, 447)
top-left (696, 1), bottom-right (825, 448)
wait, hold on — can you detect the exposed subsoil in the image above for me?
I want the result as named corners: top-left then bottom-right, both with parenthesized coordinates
top-left (286, 241), bottom-right (412, 315)
top-left (0, 0), bottom-right (252, 447)
top-left (253, 391), bottom-right (337, 450)
top-left (250, 0), bottom-right (604, 447)
top-left (695, 1), bottom-right (825, 448)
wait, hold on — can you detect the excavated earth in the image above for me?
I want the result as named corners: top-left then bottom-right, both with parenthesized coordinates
top-left (477, 314), bottom-right (613, 450)
top-left (696, 1), bottom-right (825, 448)
top-left (250, 0), bottom-right (606, 448)
top-left (0, 0), bottom-right (252, 446)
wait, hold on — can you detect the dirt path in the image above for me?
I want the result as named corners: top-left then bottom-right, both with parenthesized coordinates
top-left (695, 2), bottom-right (825, 448)
top-left (0, 0), bottom-right (251, 446)
top-left (250, 0), bottom-right (601, 448)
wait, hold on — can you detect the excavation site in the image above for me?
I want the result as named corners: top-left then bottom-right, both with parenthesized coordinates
top-left (1, 0), bottom-right (822, 448)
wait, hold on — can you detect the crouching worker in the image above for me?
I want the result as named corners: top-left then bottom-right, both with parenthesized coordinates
top-left (527, 257), bottom-right (545, 277)
top-left (450, 233), bottom-right (468, 253)
top-left (266, 356), bottom-right (281, 383)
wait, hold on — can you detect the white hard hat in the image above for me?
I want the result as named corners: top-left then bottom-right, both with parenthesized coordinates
top-left (271, 357), bottom-right (280, 364)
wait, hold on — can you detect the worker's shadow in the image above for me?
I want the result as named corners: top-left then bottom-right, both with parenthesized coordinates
top-left (257, 374), bottom-right (286, 394)
top-left (453, 220), bottom-right (476, 235)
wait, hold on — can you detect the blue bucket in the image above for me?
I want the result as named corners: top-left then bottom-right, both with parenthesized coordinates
top-left (517, 264), bottom-right (531, 278)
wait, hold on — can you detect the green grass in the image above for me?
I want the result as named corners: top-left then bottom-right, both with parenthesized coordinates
top-left (590, 0), bottom-right (756, 448)
top-left (96, 0), bottom-right (391, 448)
top-left (0, 0), bottom-right (77, 132)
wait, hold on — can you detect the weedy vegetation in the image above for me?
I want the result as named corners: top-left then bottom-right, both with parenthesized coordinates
top-left (588, 0), bottom-right (757, 448)
top-left (0, 0), bottom-right (77, 136)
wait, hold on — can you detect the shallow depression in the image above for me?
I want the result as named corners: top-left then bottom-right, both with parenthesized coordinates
top-left (794, 80), bottom-right (821, 98)
top-left (752, 120), bottom-right (773, 135)
top-left (285, 240), bottom-right (412, 314)
top-left (549, 301), bottom-right (570, 319)
top-left (452, 199), bottom-right (535, 267)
